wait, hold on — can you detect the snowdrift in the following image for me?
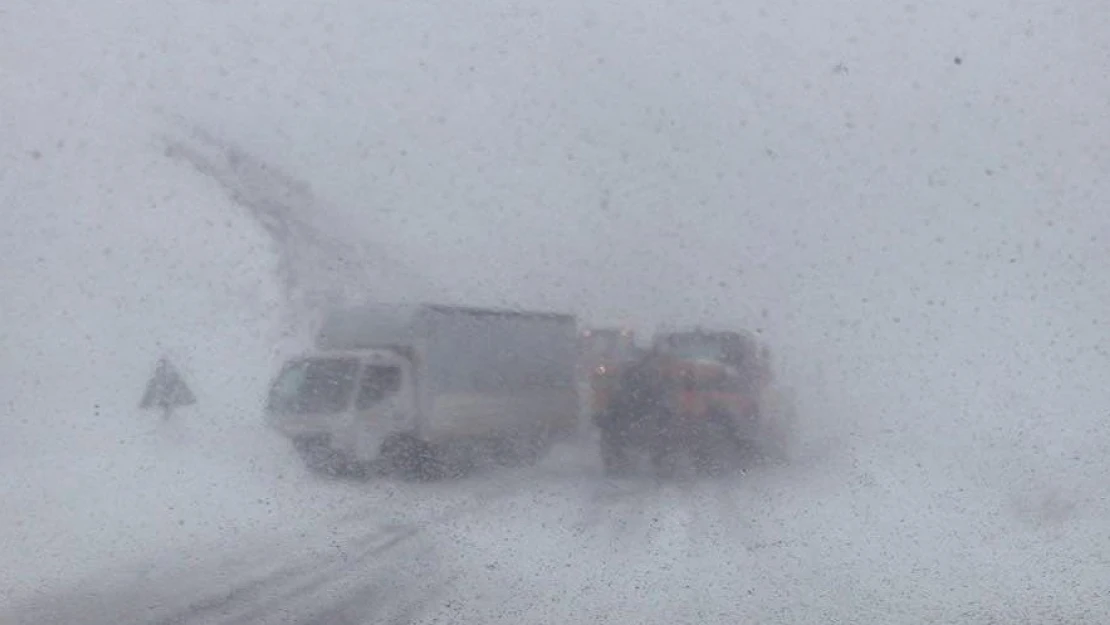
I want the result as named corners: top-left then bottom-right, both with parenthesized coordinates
top-left (0, 95), bottom-right (381, 603)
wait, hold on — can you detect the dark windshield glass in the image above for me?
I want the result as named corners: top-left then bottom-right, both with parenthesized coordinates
top-left (355, 365), bottom-right (402, 409)
top-left (662, 334), bottom-right (755, 369)
top-left (663, 336), bottom-right (725, 361)
top-left (266, 357), bottom-right (358, 414)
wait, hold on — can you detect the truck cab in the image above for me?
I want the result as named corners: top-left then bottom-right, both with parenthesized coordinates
top-left (596, 327), bottom-right (777, 476)
top-left (652, 328), bottom-right (770, 389)
top-left (265, 303), bottom-right (581, 479)
top-left (265, 348), bottom-right (418, 474)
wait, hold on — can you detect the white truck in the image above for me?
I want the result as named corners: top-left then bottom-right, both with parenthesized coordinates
top-left (265, 303), bottom-right (581, 478)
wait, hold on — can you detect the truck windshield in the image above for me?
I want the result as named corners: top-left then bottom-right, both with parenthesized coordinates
top-left (355, 365), bottom-right (402, 409)
top-left (266, 357), bottom-right (358, 414)
top-left (664, 337), bottom-right (725, 361)
top-left (663, 334), bottom-right (754, 368)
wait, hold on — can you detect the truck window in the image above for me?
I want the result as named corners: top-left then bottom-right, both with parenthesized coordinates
top-left (355, 365), bottom-right (402, 409)
top-left (664, 336), bottom-right (725, 361)
top-left (266, 357), bottom-right (358, 415)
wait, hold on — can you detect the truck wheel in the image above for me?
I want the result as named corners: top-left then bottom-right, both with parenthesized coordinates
top-left (497, 435), bottom-right (550, 468)
top-left (294, 436), bottom-right (352, 478)
top-left (649, 442), bottom-right (678, 479)
top-left (692, 436), bottom-right (724, 477)
top-left (600, 430), bottom-right (632, 477)
top-left (381, 434), bottom-right (441, 482)
top-left (693, 410), bottom-right (747, 476)
top-left (647, 412), bottom-right (679, 479)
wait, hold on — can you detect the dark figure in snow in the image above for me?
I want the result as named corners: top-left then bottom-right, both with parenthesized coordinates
top-left (595, 351), bottom-right (677, 477)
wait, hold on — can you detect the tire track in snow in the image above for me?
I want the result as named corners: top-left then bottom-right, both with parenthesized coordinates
top-left (3, 519), bottom-right (420, 625)
top-left (5, 462), bottom-right (569, 625)
top-left (170, 526), bottom-right (422, 625)
top-left (152, 472), bottom-right (540, 625)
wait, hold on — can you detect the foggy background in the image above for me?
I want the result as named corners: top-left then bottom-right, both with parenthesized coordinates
top-left (3, 0), bottom-right (1109, 619)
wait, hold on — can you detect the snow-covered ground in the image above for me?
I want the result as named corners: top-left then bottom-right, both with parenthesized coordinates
top-left (3, 421), bottom-right (327, 601)
top-left (0, 124), bottom-right (310, 608)
top-left (8, 441), bottom-right (1110, 624)
top-left (422, 467), bottom-right (1110, 624)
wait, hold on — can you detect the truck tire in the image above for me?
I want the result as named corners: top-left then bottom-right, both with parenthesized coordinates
top-left (644, 409), bottom-right (680, 479)
top-left (692, 408), bottom-right (749, 476)
top-left (691, 433), bottom-right (724, 477)
top-left (600, 429), bottom-right (632, 477)
top-left (294, 435), bottom-right (355, 478)
top-left (649, 438), bottom-right (678, 479)
top-left (381, 434), bottom-right (442, 482)
top-left (494, 433), bottom-right (550, 468)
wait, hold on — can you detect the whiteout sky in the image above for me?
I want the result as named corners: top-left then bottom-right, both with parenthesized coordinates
top-left (3, 0), bottom-right (1110, 615)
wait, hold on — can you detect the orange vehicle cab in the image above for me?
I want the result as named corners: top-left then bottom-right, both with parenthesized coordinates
top-left (651, 328), bottom-right (769, 426)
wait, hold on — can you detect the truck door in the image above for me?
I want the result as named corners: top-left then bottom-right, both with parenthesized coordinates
top-left (350, 358), bottom-right (417, 459)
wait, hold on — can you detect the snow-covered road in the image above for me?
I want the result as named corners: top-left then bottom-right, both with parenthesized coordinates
top-left (6, 441), bottom-right (1108, 625)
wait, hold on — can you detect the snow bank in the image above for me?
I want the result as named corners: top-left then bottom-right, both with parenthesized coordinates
top-left (3, 424), bottom-right (327, 604)
top-left (0, 72), bottom-right (438, 608)
top-left (0, 62), bottom-right (308, 604)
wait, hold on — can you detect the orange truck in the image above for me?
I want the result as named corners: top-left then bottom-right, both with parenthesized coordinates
top-left (596, 327), bottom-right (776, 477)
top-left (658, 329), bottom-right (771, 442)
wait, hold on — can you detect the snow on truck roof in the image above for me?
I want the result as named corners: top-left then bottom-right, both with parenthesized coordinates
top-left (315, 302), bottom-right (576, 350)
top-left (322, 302), bottom-right (575, 322)
top-left (419, 303), bottom-right (576, 321)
